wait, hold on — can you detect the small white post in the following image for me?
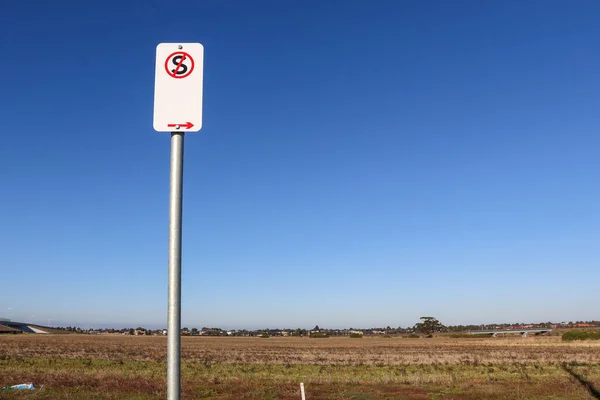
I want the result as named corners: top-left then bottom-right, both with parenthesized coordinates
top-left (300, 382), bottom-right (306, 400)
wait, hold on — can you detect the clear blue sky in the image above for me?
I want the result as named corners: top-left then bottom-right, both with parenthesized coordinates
top-left (1, 1), bottom-right (599, 330)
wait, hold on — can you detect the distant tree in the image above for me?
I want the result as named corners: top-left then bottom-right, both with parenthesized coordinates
top-left (414, 317), bottom-right (445, 336)
top-left (128, 328), bottom-right (134, 335)
top-left (313, 325), bottom-right (320, 331)
top-left (191, 328), bottom-right (198, 335)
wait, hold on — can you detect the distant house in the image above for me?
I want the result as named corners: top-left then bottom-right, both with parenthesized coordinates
top-left (574, 323), bottom-right (596, 328)
top-left (199, 329), bottom-right (221, 336)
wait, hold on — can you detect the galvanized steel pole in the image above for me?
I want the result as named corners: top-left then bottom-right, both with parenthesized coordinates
top-left (167, 131), bottom-right (184, 400)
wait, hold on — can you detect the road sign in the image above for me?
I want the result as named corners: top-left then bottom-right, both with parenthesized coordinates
top-left (154, 43), bottom-right (204, 132)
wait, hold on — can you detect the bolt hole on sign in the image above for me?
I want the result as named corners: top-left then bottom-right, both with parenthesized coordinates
top-left (153, 43), bottom-right (204, 132)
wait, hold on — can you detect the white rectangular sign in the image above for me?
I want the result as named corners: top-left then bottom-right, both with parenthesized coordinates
top-left (153, 43), bottom-right (204, 132)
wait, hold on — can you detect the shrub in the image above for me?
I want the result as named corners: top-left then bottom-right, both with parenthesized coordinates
top-left (404, 334), bottom-right (420, 339)
top-left (562, 331), bottom-right (600, 341)
top-left (309, 333), bottom-right (329, 338)
top-left (349, 333), bottom-right (363, 338)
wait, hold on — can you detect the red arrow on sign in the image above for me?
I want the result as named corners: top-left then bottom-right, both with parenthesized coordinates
top-left (167, 122), bottom-right (194, 130)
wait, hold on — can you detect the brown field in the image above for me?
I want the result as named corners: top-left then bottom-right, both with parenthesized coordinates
top-left (1, 334), bottom-right (600, 399)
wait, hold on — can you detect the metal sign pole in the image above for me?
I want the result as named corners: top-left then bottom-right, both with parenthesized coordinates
top-left (167, 131), bottom-right (185, 400)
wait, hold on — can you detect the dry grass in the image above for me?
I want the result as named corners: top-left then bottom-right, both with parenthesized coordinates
top-left (1, 334), bottom-right (600, 399)
top-left (3, 334), bottom-right (600, 365)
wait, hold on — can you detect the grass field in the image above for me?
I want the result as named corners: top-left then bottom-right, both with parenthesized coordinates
top-left (1, 334), bottom-right (600, 399)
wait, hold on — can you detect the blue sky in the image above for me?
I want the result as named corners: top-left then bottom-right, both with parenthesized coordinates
top-left (1, 1), bottom-right (599, 330)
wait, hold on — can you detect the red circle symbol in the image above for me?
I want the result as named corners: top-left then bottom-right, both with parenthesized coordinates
top-left (165, 51), bottom-right (195, 79)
